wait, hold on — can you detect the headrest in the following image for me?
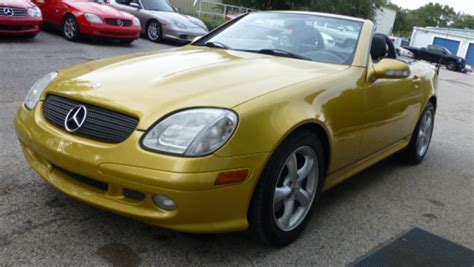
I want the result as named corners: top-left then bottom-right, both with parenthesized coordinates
top-left (371, 34), bottom-right (387, 61)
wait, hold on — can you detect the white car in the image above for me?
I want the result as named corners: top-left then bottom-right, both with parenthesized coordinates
top-left (321, 32), bottom-right (335, 49)
top-left (398, 47), bottom-right (414, 58)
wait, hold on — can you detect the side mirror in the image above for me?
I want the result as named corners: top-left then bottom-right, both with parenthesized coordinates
top-left (372, 59), bottom-right (410, 81)
top-left (129, 2), bottom-right (140, 8)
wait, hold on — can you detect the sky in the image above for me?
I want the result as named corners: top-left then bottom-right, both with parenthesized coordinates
top-left (390, 0), bottom-right (474, 15)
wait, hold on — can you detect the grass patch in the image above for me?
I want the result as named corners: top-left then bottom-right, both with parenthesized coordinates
top-left (199, 16), bottom-right (228, 30)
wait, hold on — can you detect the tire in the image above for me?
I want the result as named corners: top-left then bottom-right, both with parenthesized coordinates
top-left (146, 20), bottom-right (162, 42)
top-left (62, 15), bottom-right (80, 42)
top-left (398, 102), bottom-right (435, 165)
top-left (446, 61), bottom-right (457, 71)
top-left (249, 130), bottom-right (326, 246)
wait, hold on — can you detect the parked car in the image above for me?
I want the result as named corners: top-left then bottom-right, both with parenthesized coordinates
top-left (389, 36), bottom-right (409, 49)
top-left (110, 0), bottom-right (208, 43)
top-left (404, 44), bottom-right (466, 72)
top-left (0, 0), bottom-right (42, 38)
top-left (32, 0), bottom-right (141, 43)
top-left (464, 65), bottom-right (472, 73)
top-left (398, 47), bottom-right (414, 58)
top-left (314, 19), bottom-right (358, 48)
top-left (15, 11), bottom-right (438, 246)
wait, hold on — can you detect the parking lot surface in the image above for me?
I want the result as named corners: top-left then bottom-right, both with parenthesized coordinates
top-left (1, 32), bottom-right (473, 266)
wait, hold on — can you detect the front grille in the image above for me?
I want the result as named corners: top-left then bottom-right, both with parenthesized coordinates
top-left (0, 6), bottom-right (27, 17)
top-left (105, 19), bottom-right (132, 27)
top-left (0, 24), bottom-right (33, 31)
top-left (43, 95), bottom-right (139, 143)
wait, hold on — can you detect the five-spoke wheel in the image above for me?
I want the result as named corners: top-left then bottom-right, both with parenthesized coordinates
top-left (249, 130), bottom-right (325, 246)
top-left (398, 102), bottom-right (435, 164)
top-left (273, 146), bottom-right (318, 231)
top-left (63, 15), bottom-right (80, 42)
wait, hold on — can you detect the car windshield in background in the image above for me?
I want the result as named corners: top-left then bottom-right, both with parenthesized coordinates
top-left (196, 12), bottom-right (363, 65)
top-left (141, 0), bottom-right (175, 12)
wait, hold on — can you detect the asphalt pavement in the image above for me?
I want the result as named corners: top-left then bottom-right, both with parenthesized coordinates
top-left (0, 32), bottom-right (473, 266)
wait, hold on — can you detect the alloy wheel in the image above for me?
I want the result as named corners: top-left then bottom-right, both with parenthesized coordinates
top-left (416, 109), bottom-right (434, 157)
top-left (273, 146), bottom-right (319, 232)
top-left (64, 18), bottom-right (76, 39)
top-left (147, 22), bottom-right (160, 41)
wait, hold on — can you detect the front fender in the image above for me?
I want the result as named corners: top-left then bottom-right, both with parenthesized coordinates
top-left (216, 67), bottom-right (367, 174)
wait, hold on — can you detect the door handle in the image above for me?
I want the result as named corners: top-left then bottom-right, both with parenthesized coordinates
top-left (412, 75), bottom-right (421, 87)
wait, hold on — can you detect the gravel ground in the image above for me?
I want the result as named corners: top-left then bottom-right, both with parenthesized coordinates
top-left (0, 31), bottom-right (473, 266)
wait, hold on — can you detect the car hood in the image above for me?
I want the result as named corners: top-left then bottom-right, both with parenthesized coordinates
top-left (47, 46), bottom-right (348, 129)
top-left (67, 2), bottom-right (132, 19)
top-left (147, 10), bottom-right (204, 29)
top-left (2, 0), bottom-right (35, 8)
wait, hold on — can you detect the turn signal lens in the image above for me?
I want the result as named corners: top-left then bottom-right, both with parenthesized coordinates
top-left (215, 169), bottom-right (249, 185)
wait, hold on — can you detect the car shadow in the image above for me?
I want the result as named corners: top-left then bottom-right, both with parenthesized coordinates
top-left (0, 36), bottom-right (37, 43)
top-left (28, 154), bottom-right (408, 264)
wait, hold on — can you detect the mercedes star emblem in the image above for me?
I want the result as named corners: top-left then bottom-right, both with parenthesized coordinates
top-left (116, 19), bottom-right (123, 26)
top-left (64, 105), bottom-right (87, 132)
top-left (3, 7), bottom-right (14, 16)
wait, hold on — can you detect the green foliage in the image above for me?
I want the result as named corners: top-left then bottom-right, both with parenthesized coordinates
top-left (200, 16), bottom-right (229, 30)
top-left (389, 2), bottom-right (473, 37)
top-left (452, 15), bottom-right (474, 29)
top-left (221, 0), bottom-right (474, 37)
top-left (222, 0), bottom-right (386, 19)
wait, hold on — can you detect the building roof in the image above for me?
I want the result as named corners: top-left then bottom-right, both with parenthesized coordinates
top-left (415, 26), bottom-right (474, 39)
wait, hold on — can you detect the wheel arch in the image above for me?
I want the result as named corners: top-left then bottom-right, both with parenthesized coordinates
top-left (62, 12), bottom-right (75, 22)
top-left (287, 122), bottom-right (331, 174)
top-left (428, 95), bottom-right (437, 111)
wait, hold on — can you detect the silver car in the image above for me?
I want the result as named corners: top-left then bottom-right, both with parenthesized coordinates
top-left (110, 0), bottom-right (208, 42)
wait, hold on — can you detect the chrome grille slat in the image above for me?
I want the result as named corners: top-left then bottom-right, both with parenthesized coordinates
top-left (42, 95), bottom-right (139, 143)
top-left (104, 18), bottom-right (132, 27)
top-left (0, 6), bottom-right (27, 17)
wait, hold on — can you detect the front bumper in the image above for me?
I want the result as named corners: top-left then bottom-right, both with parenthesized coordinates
top-left (162, 26), bottom-right (208, 42)
top-left (0, 17), bottom-right (42, 36)
top-left (79, 22), bottom-right (141, 40)
top-left (14, 103), bottom-right (268, 233)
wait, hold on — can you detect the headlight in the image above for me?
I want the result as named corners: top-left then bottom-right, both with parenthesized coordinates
top-left (24, 72), bottom-right (57, 110)
top-left (142, 108), bottom-right (238, 156)
top-left (84, 13), bottom-right (103, 24)
top-left (173, 20), bottom-right (187, 29)
top-left (27, 6), bottom-right (42, 17)
top-left (193, 19), bottom-right (207, 31)
top-left (133, 17), bottom-right (140, 26)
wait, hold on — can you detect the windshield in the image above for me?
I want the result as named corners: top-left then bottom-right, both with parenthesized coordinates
top-left (141, 0), bottom-right (175, 12)
top-left (195, 13), bottom-right (363, 65)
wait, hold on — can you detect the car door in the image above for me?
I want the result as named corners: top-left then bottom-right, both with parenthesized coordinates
top-left (34, 0), bottom-right (62, 25)
top-left (359, 58), bottom-right (423, 159)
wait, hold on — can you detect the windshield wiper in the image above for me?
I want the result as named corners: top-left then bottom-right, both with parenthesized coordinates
top-left (202, 41), bottom-right (230, 49)
top-left (242, 49), bottom-right (311, 61)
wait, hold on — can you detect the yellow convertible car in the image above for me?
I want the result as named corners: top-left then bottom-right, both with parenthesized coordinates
top-left (15, 11), bottom-right (437, 246)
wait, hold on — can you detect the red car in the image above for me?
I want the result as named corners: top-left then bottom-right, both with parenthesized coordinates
top-left (0, 0), bottom-right (42, 38)
top-left (32, 0), bottom-right (141, 43)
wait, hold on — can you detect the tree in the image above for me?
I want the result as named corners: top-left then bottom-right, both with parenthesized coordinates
top-left (388, 2), bottom-right (473, 37)
top-left (452, 15), bottom-right (474, 29)
top-left (222, 0), bottom-right (386, 19)
top-left (410, 3), bottom-right (456, 27)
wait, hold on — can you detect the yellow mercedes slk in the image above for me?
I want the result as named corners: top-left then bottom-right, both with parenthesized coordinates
top-left (14, 11), bottom-right (437, 246)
